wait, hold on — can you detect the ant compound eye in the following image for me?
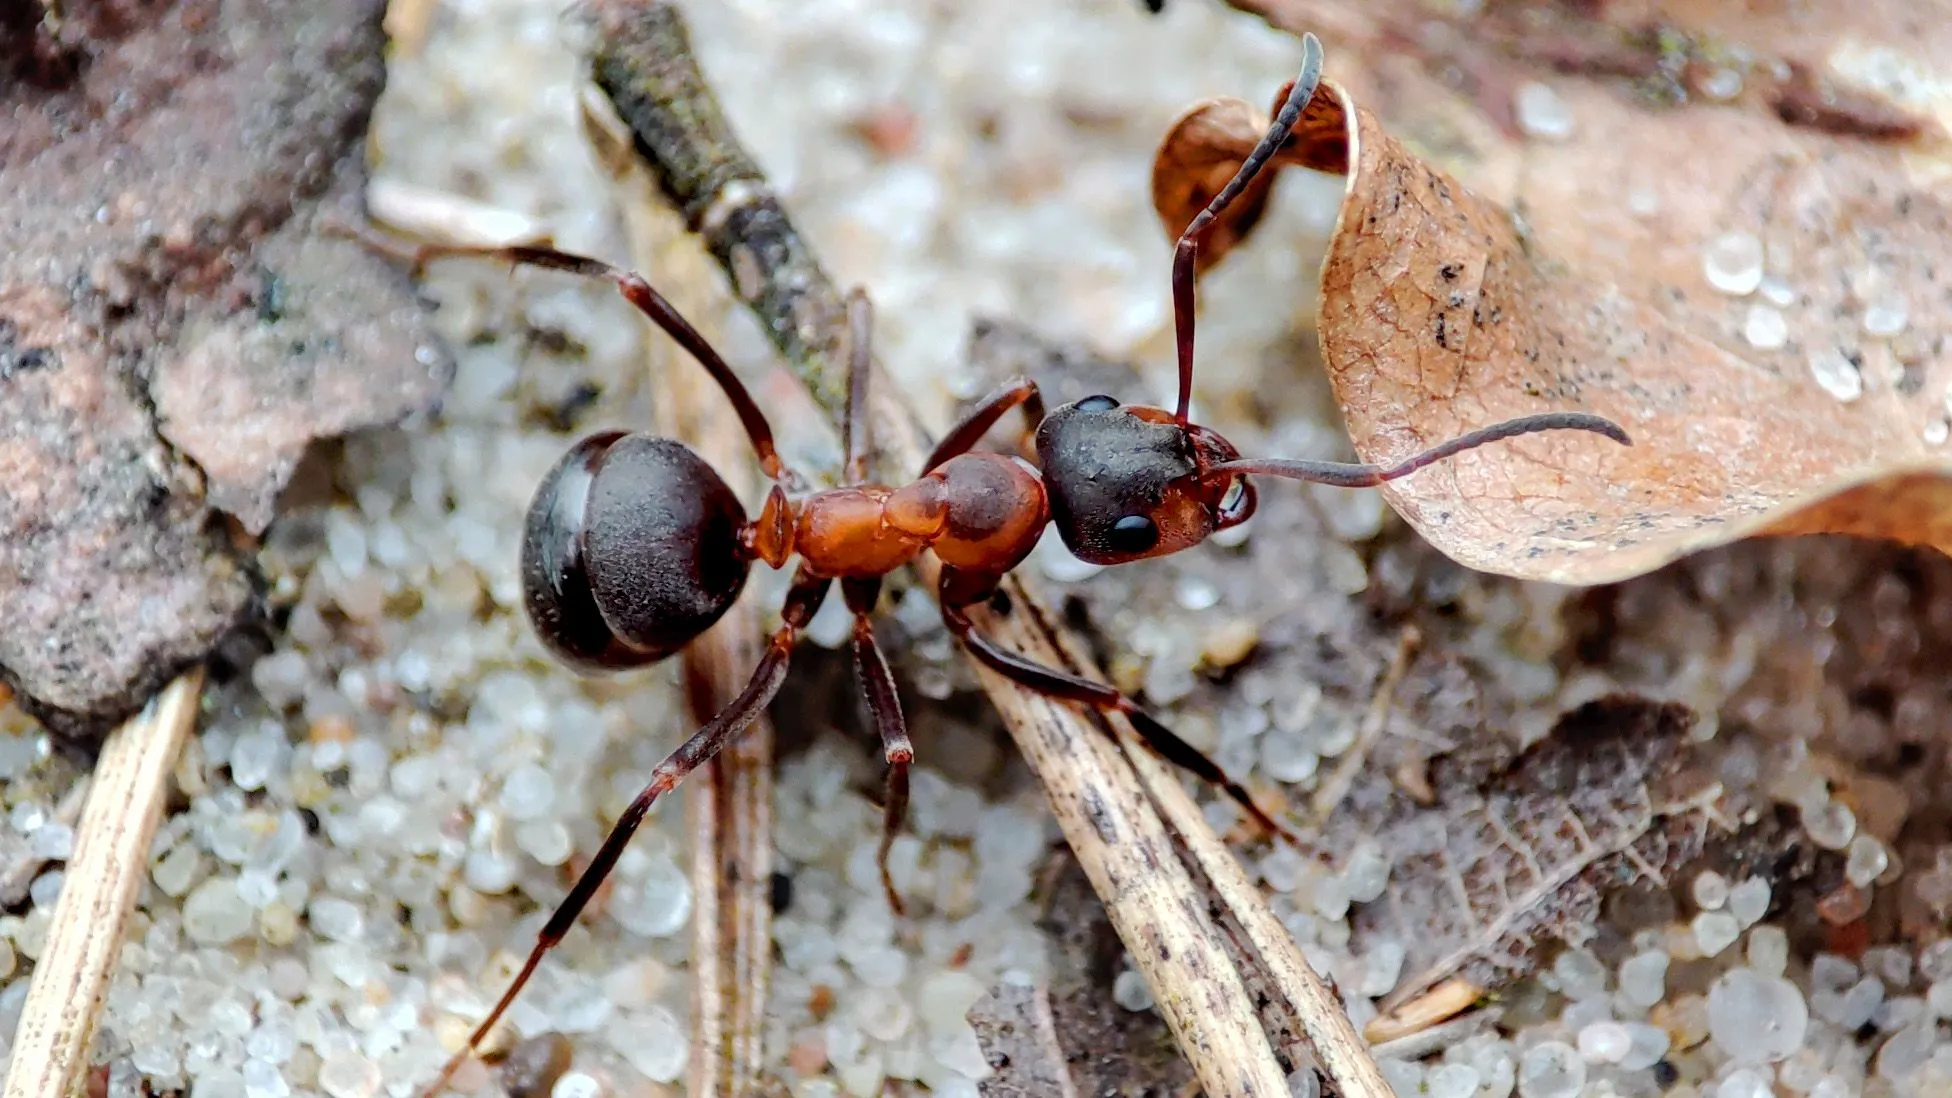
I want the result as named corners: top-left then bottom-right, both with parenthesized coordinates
top-left (1076, 394), bottom-right (1120, 412)
top-left (1218, 477), bottom-right (1248, 517)
top-left (1107, 514), bottom-right (1159, 554)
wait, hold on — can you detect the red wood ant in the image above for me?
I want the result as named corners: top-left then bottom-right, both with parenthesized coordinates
top-left (398, 33), bottom-right (1627, 1095)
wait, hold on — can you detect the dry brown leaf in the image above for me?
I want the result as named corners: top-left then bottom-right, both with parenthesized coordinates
top-left (1152, 15), bottom-right (1952, 585)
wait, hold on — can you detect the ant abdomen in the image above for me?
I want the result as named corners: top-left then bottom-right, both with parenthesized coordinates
top-left (521, 432), bottom-right (752, 671)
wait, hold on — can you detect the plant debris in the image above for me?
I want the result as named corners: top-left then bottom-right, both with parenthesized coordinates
top-left (0, 0), bottom-right (451, 737)
top-left (1151, 12), bottom-right (1952, 585)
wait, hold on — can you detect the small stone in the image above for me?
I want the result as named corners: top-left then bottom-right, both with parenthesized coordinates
top-left (1426, 1062), bottom-right (1479, 1098)
top-left (1341, 843), bottom-right (1390, 904)
top-left (1702, 231), bottom-right (1765, 296)
top-left (1807, 350), bottom-right (1864, 403)
top-left (1618, 952), bottom-right (1669, 1008)
top-left (184, 877), bottom-right (256, 945)
top-left (498, 764), bottom-right (556, 821)
top-left (1357, 941), bottom-right (1405, 998)
top-left (1555, 949), bottom-right (1608, 1000)
top-left (1717, 1068), bottom-right (1772, 1098)
top-left (243, 1058), bottom-right (290, 1098)
top-left (308, 897), bottom-right (365, 943)
top-left (1112, 969), bottom-right (1153, 1011)
top-left (1707, 968), bottom-right (1809, 1063)
top-left (1927, 978), bottom-right (1952, 1018)
top-left (154, 844), bottom-right (205, 898)
top-left (29, 822), bottom-right (73, 860)
top-left (1201, 619), bottom-right (1259, 670)
top-left (317, 1053), bottom-right (380, 1098)
top-left (1259, 729), bottom-right (1318, 784)
top-left (1846, 834), bottom-right (1890, 887)
top-left (1728, 877), bottom-right (1771, 927)
top-left (611, 854), bottom-right (691, 938)
top-left (1286, 1067), bottom-right (1320, 1098)
top-left (1618, 1023), bottom-right (1671, 1071)
top-left (463, 848), bottom-right (519, 896)
top-left (1742, 304), bottom-right (1788, 350)
top-left (1378, 1059), bottom-right (1423, 1096)
top-left (1577, 1021), bottom-right (1631, 1063)
top-left (1693, 910), bottom-right (1741, 957)
top-left (1692, 870), bottom-right (1729, 910)
top-left (1517, 1041), bottom-right (1585, 1098)
top-left (1876, 1023), bottom-right (1935, 1080)
top-left (550, 1074), bottom-right (599, 1098)
top-left (1816, 882), bottom-right (1871, 926)
top-left (1514, 82), bottom-right (1575, 140)
top-left (1746, 926), bottom-right (1789, 976)
top-left (919, 970), bottom-right (986, 1035)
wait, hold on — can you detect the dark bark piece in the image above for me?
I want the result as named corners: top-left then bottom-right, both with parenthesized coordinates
top-left (0, 0), bottom-right (452, 738)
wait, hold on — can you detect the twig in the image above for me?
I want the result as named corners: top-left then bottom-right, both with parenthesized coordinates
top-left (1312, 624), bottom-right (1420, 822)
top-left (579, 5), bottom-right (1383, 1095)
top-left (1363, 976), bottom-right (1485, 1044)
top-left (2, 669), bottom-right (204, 1098)
top-left (579, 89), bottom-right (777, 1097)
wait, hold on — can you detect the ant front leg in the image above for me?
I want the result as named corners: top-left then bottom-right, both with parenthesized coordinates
top-left (842, 577), bottom-right (913, 915)
top-left (417, 568), bottom-right (831, 1098)
top-left (923, 377), bottom-right (1046, 473)
top-left (935, 566), bottom-right (1310, 853)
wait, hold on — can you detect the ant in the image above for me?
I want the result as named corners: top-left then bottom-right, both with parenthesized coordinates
top-left (386, 33), bottom-right (1628, 1096)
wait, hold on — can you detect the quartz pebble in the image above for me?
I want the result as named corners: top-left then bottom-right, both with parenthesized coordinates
top-left (1514, 82), bottom-right (1575, 140)
top-left (1517, 1041), bottom-right (1585, 1098)
top-left (1708, 968), bottom-right (1810, 1063)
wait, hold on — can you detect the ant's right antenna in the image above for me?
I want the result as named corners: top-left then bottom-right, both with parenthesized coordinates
top-left (1170, 32), bottom-right (1326, 427)
top-left (1208, 412), bottom-right (1633, 488)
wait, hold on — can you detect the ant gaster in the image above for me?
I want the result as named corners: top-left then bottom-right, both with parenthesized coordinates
top-left (405, 34), bottom-right (1628, 1095)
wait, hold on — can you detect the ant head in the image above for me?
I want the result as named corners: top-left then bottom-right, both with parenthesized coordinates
top-left (1034, 395), bottom-right (1256, 565)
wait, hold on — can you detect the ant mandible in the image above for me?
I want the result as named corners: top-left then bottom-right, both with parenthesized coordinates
top-left (404, 33), bottom-right (1628, 1096)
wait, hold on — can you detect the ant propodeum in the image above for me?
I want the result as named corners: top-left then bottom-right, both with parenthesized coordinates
top-left (394, 34), bottom-right (1629, 1095)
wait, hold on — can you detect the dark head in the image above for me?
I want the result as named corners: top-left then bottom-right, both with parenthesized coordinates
top-left (1033, 395), bottom-right (1255, 565)
top-left (521, 432), bottom-right (751, 670)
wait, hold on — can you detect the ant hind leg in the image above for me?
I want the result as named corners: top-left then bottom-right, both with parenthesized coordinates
top-left (843, 577), bottom-right (912, 915)
top-left (415, 569), bottom-right (830, 1098)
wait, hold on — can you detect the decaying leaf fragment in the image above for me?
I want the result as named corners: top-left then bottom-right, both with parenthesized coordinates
top-left (1351, 696), bottom-right (1727, 1012)
top-left (1153, 51), bottom-right (1952, 585)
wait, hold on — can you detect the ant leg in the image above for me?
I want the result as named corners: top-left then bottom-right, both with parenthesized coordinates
top-left (418, 568), bottom-right (830, 1098)
top-left (843, 577), bottom-right (911, 914)
top-left (1170, 32), bottom-right (1325, 426)
top-left (1208, 411), bottom-right (1633, 488)
top-left (922, 377), bottom-right (1046, 474)
top-left (351, 233), bottom-right (789, 483)
top-left (936, 568), bottom-right (1307, 851)
top-left (843, 288), bottom-right (875, 484)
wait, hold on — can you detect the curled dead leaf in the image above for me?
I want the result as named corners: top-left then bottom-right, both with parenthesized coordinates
top-left (1153, 40), bottom-right (1952, 585)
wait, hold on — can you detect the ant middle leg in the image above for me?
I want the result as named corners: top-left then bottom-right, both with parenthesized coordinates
top-left (935, 567), bottom-right (1309, 852)
top-left (417, 568), bottom-right (830, 1098)
top-left (922, 377), bottom-right (1047, 473)
top-left (842, 577), bottom-right (913, 914)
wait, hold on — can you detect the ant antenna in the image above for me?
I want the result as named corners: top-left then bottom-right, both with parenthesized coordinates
top-left (1171, 32), bottom-right (1325, 426)
top-left (1207, 412), bottom-right (1632, 487)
